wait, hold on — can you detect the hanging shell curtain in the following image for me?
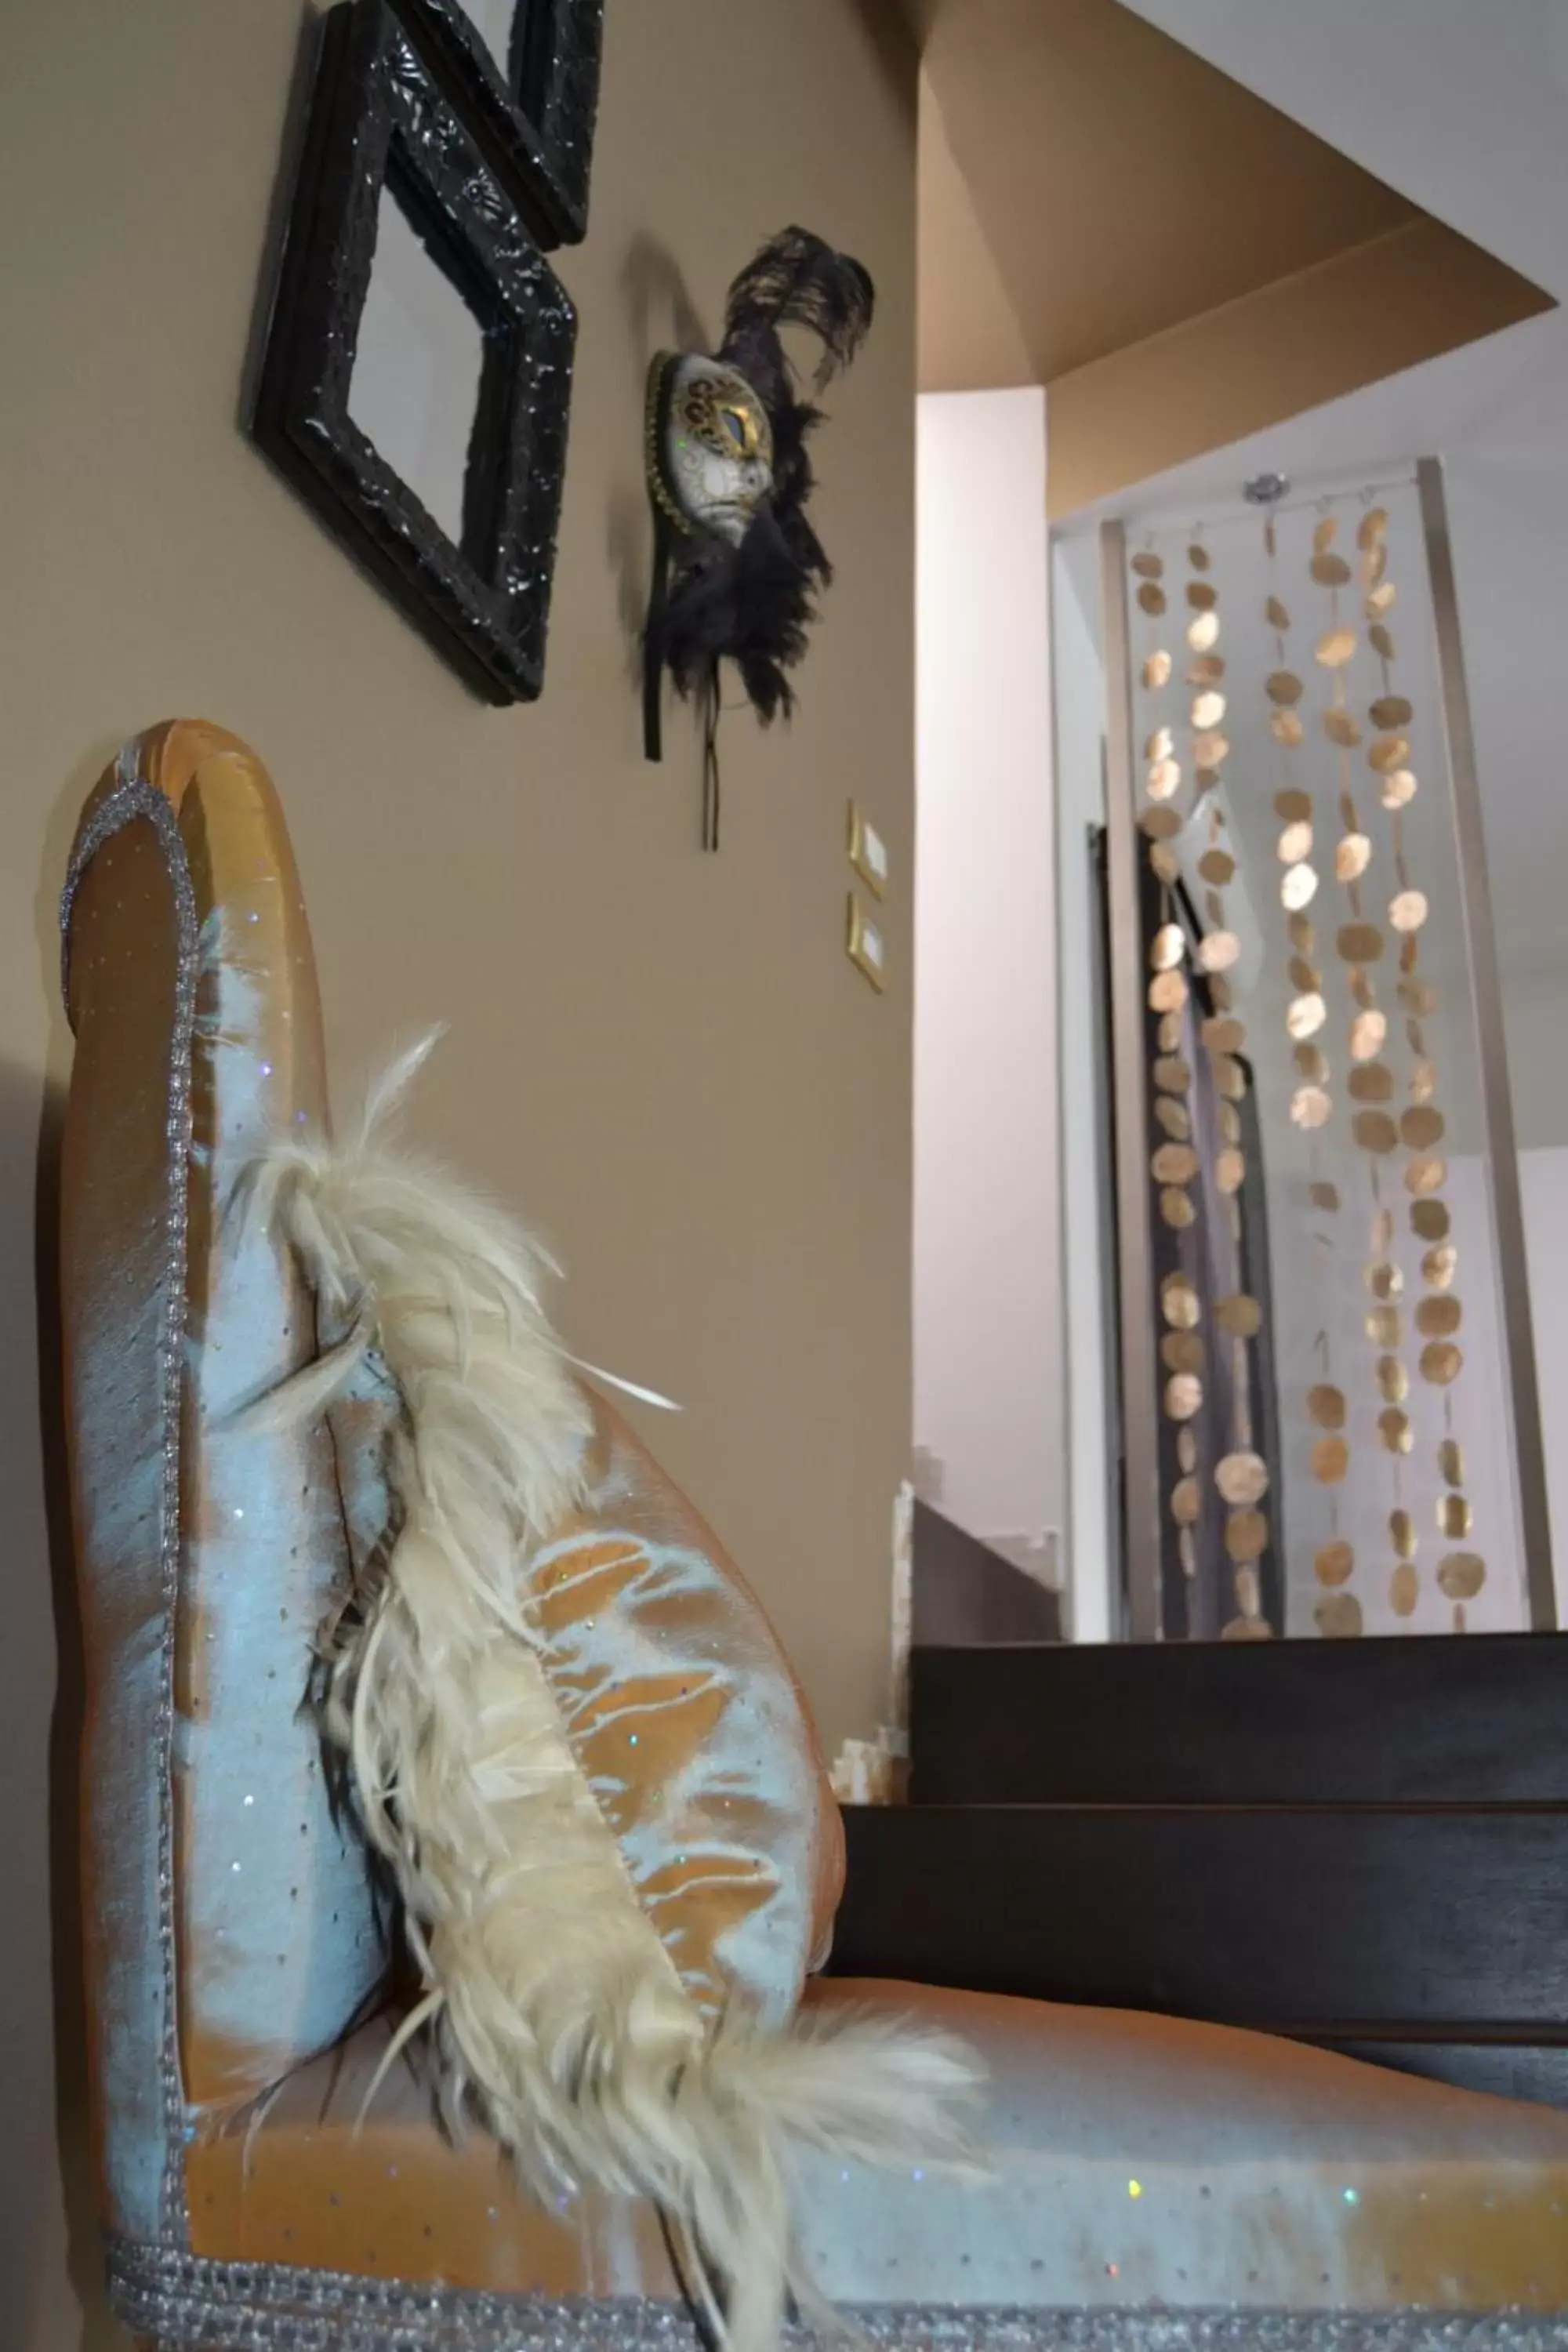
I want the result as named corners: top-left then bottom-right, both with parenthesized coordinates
top-left (1134, 536), bottom-right (1283, 1639)
top-left (1122, 482), bottom-right (1528, 1638)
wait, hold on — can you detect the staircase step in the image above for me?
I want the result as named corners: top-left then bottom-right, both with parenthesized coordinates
top-left (831, 1802), bottom-right (1568, 2035)
top-left (1308, 2037), bottom-right (1568, 2111)
top-left (910, 1633), bottom-right (1568, 1806)
top-left (912, 1499), bottom-right (1060, 1646)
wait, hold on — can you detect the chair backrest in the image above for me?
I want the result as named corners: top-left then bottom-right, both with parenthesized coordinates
top-left (60, 722), bottom-right (383, 2245)
top-left (60, 719), bottom-right (848, 2255)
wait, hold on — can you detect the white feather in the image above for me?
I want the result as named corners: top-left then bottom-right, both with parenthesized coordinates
top-left (246, 1040), bottom-right (984, 2350)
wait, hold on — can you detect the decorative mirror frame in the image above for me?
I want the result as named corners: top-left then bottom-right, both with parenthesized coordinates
top-left (392, 0), bottom-right (604, 247)
top-left (252, 0), bottom-right (577, 704)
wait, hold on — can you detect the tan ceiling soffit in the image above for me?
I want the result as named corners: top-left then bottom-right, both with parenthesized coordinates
top-left (920, 0), bottom-right (1421, 389)
top-left (918, 71), bottom-right (1035, 393)
top-left (1045, 214), bottom-right (1554, 518)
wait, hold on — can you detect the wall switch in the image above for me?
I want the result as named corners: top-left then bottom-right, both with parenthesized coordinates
top-left (848, 800), bottom-right (888, 898)
top-left (847, 893), bottom-right (887, 991)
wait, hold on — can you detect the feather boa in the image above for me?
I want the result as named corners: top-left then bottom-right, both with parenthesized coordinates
top-left (241, 1036), bottom-right (982, 2349)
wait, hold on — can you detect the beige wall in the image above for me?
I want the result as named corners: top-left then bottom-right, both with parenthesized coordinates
top-left (1044, 217), bottom-right (1553, 518)
top-left (0, 4), bottom-right (916, 2343)
top-left (916, 70), bottom-right (1033, 395)
top-left (913, 0), bottom-right (1552, 514)
top-left (917, 0), bottom-right (1421, 390)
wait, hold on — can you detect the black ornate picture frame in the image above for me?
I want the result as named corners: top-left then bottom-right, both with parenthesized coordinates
top-left (392, 0), bottom-right (604, 247)
top-left (252, 0), bottom-right (578, 704)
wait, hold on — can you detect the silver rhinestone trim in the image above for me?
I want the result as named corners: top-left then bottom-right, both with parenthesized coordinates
top-left (105, 2239), bottom-right (1568, 2352)
top-left (63, 746), bottom-right (198, 2247)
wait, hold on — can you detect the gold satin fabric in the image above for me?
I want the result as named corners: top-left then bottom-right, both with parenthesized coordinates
top-left (531, 1392), bottom-right (846, 2023)
top-left (187, 2012), bottom-right (683, 2296)
top-left (190, 1982), bottom-right (1568, 2312)
top-left (64, 723), bottom-right (384, 2216)
top-left (65, 719), bottom-right (844, 2239)
top-left (63, 795), bottom-right (187, 2240)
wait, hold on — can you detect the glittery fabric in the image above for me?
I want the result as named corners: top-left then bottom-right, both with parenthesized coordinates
top-left (61, 750), bottom-right (196, 2247)
top-left (60, 724), bottom-right (387, 2241)
top-left (168, 734), bottom-right (383, 2110)
top-left (185, 2009), bottom-right (681, 2292)
top-left (103, 2237), bottom-right (1568, 2351)
top-left (180, 1978), bottom-right (1568, 2321)
top-left (307, 1365), bottom-right (846, 2026)
top-left (529, 1395), bottom-right (845, 2022)
top-left (791, 1983), bottom-right (1568, 2314)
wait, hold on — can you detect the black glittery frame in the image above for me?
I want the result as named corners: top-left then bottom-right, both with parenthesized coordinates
top-left (252, 0), bottom-right (577, 704)
top-left (391, 0), bottom-right (604, 248)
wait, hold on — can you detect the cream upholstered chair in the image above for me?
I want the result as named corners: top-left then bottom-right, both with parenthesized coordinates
top-left (60, 721), bottom-right (1568, 2350)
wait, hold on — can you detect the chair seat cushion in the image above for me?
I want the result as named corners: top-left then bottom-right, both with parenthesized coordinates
top-left (187, 2008), bottom-right (678, 2298)
top-left (183, 1980), bottom-right (1568, 2322)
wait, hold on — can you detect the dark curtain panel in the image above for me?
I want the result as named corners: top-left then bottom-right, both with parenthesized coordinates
top-left (1096, 837), bottom-right (1285, 1639)
top-left (1089, 824), bottom-right (1131, 1638)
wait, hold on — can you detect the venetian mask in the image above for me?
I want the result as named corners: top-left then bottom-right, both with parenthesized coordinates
top-left (640, 227), bottom-right (874, 851)
top-left (647, 354), bottom-right (775, 549)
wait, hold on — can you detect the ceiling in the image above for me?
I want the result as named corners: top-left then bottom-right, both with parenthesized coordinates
top-left (1040, 6), bottom-right (1568, 1002)
top-left (913, 0), bottom-right (1554, 512)
top-left (917, 72), bottom-right (1034, 391)
top-left (921, 0), bottom-right (1418, 384)
top-left (1121, 0), bottom-right (1568, 307)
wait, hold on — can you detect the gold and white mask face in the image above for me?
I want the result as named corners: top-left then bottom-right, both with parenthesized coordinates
top-left (650, 354), bottom-right (774, 547)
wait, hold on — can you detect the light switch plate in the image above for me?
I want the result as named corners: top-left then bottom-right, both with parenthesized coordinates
top-left (848, 800), bottom-right (888, 898)
top-left (847, 893), bottom-right (887, 992)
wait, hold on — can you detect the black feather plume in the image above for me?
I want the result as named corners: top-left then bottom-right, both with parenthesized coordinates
top-left (645, 227), bottom-right (874, 752)
top-left (718, 226), bottom-right (876, 415)
top-left (652, 509), bottom-right (816, 729)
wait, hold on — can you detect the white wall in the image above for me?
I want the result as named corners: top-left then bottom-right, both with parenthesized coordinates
top-left (1050, 536), bottom-right (1115, 1641)
top-left (913, 390), bottom-right (1063, 1570)
top-left (1497, 955), bottom-right (1568, 1156)
top-left (1522, 1149), bottom-right (1568, 1624)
